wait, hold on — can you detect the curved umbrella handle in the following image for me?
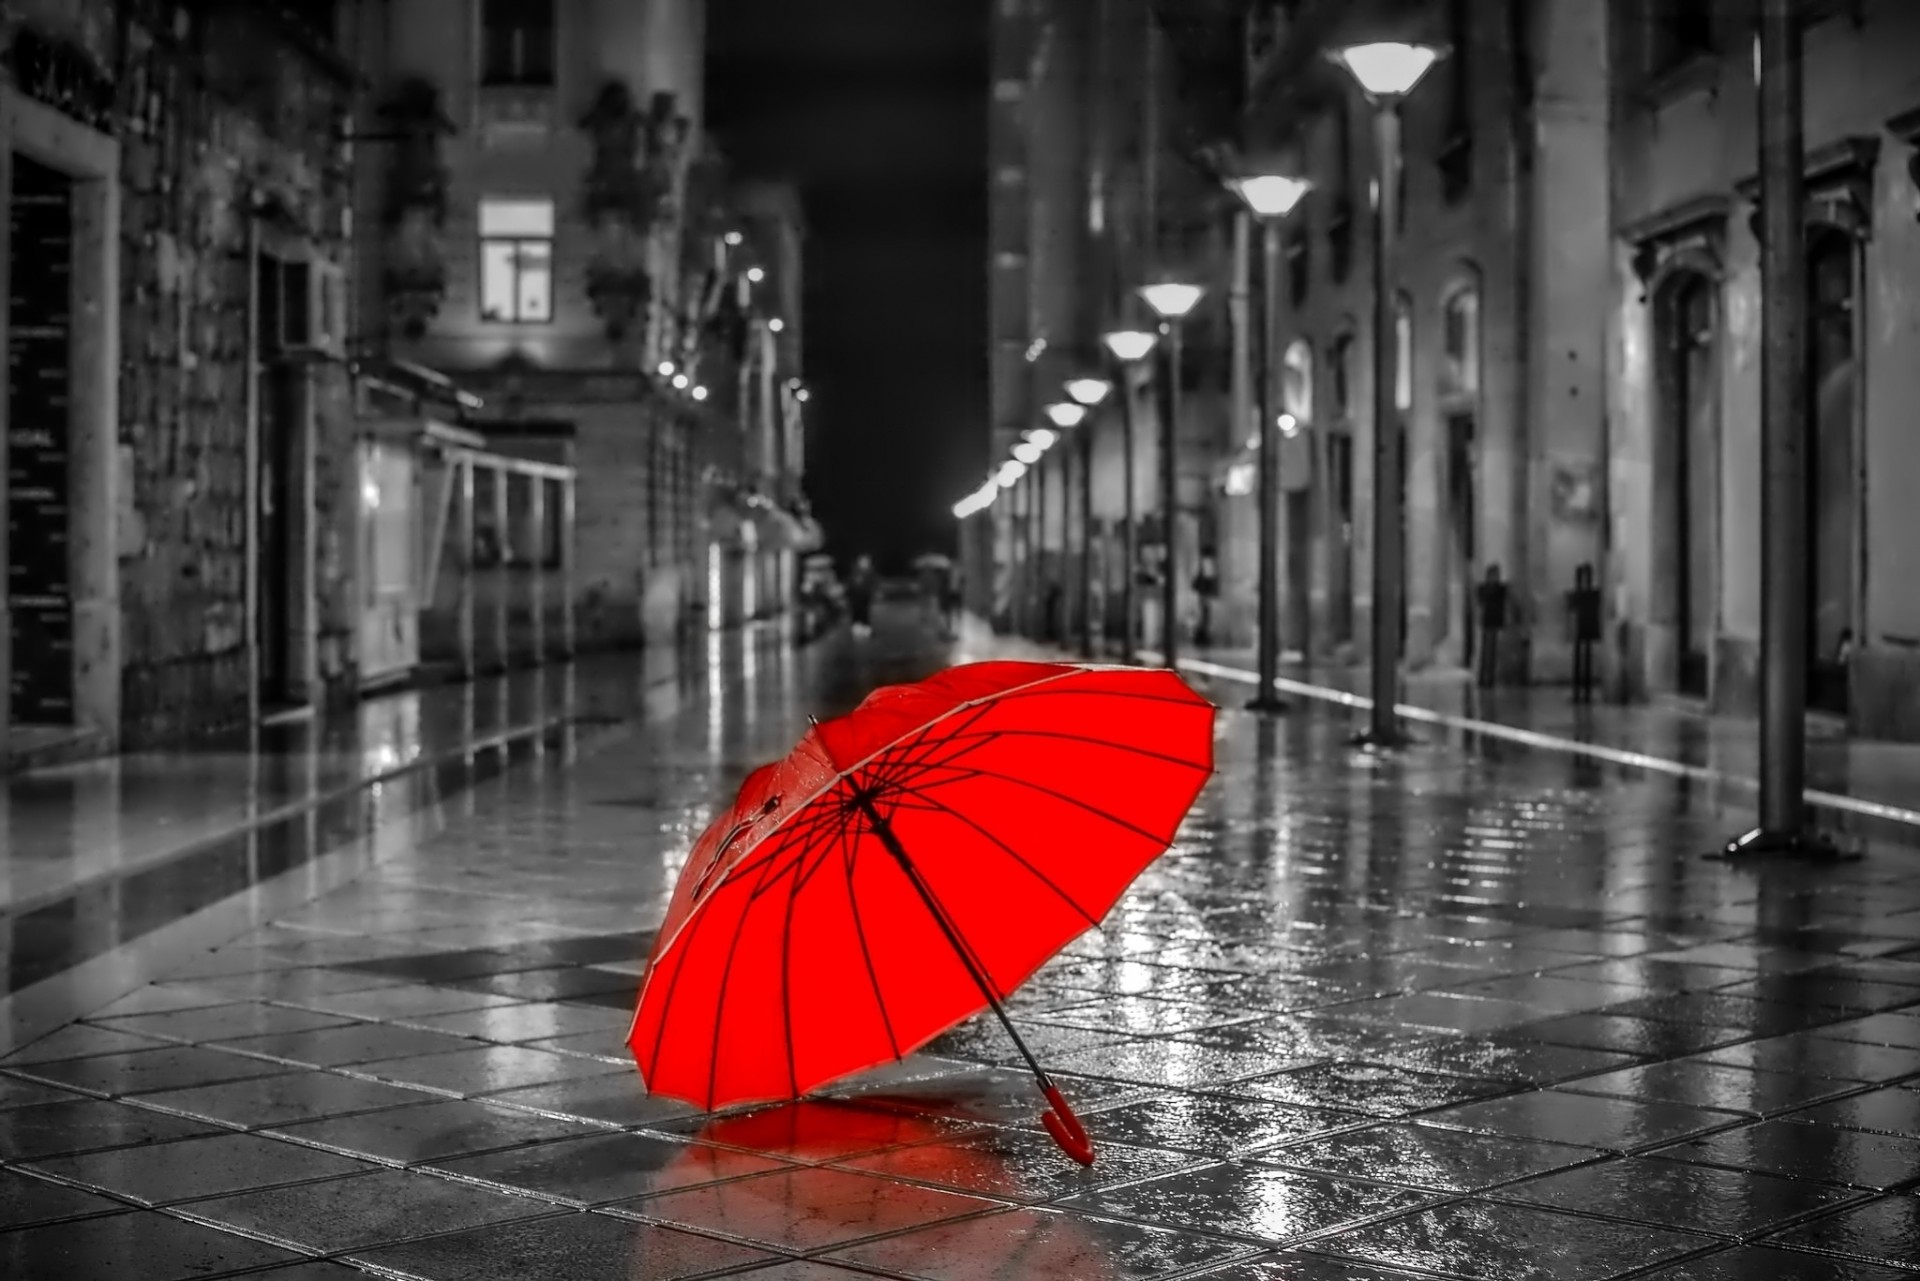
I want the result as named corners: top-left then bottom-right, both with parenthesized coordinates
top-left (1040, 1082), bottom-right (1096, 1166)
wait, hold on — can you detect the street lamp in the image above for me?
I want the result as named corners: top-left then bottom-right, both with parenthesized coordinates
top-left (1029, 405), bottom-right (1086, 641)
top-left (1227, 170), bottom-right (1313, 715)
top-left (1065, 377), bottom-right (1114, 658)
top-left (769, 317), bottom-right (785, 333)
top-left (1102, 329), bottom-right (1158, 663)
top-left (1045, 402), bottom-right (1087, 429)
top-left (1026, 427), bottom-right (1060, 450)
top-left (1331, 39), bottom-right (1442, 747)
top-left (1137, 282), bottom-right (1205, 671)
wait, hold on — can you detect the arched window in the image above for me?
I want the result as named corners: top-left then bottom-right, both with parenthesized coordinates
top-left (1393, 294), bottom-right (1413, 413)
top-left (1441, 285), bottom-right (1480, 400)
top-left (1282, 340), bottom-right (1314, 427)
top-left (1330, 331), bottom-right (1356, 420)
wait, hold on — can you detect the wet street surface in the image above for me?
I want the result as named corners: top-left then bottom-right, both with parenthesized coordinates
top-left (5, 610), bottom-right (1920, 1278)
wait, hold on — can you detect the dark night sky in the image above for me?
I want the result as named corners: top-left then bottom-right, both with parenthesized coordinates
top-left (705, 0), bottom-right (988, 571)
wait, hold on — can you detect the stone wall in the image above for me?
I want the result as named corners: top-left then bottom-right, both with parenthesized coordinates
top-left (109, 1), bottom-right (357, 745)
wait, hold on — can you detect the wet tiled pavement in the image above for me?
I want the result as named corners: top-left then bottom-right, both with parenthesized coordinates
top-left (5, 610), bottom-right (1920, 1277)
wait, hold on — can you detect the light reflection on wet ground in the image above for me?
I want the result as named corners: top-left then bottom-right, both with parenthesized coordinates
top-left (2, 609), bottom-right (1918, 1279)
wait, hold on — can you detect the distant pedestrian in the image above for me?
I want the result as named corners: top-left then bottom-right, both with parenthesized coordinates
top-left (1475, 563), bottom-right (1511, 690)
top-left (847, 555), bottom-right (876, 639)
top-left (1193, 553), bottom-right (1220, 649)
top-left (1567, 563), bottom-right (1602, 703)
top-left (941, 565), bottom-right (963, 638)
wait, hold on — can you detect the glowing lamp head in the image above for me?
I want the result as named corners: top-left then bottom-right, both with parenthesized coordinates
top-left (1101, 329), bottom-right (1158, 363)
top-left (1012, 441), bottom-right (1043, 465)
top-left (1045, 402), bottom-right (1088, 429)
top-left (768, 317), bottom-right (785, 332)
top-left (1137, 282), bottom-right (1204, 320)
top-left (672, 373), bottom-right (690, 390)
top-left (724, 231), bottom-right (743, 247)
top-left (1229, 174), bottom-right (1313, 219)
top-left (747, 266), bottom-right (766, 283)
top-left (996, 459), bottom-right (1028, 487)
top-left (1065, 377), bottom-right (1113, 406)
top-left (692, 385), bottom-right (710, 401)
top-left (1025, 427), bottom-right (1059, 450)
top-left (657, 361), bottom-right (676, 377)
top-left (1329, 42), bottom-right (1444, 98)
top-left (1278, 412), bottom-right (1300, 438)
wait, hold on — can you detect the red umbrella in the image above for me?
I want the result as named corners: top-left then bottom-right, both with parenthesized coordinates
top-left (628, 660), bottom-right (1215, 1165)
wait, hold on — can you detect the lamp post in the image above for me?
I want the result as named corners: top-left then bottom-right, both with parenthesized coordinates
top-left (1136, 284), bottom-right (1204, 671)
top-left (1226, 172), bottom-right (1313, 714)
top-left (1061, 382), bottom-right (1110, 659)
top-left (1330, 40), bottom-right (1442, 747)
top-left (1036, 405), bottom-right (1083, 644)
top-left (1101, 330), bottom-right (1157, 663)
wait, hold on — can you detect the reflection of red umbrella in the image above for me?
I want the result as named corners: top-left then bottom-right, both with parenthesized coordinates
top-left (629, 661), bottom-right (1215, 1165)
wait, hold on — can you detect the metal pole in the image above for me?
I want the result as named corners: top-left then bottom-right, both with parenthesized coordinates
top-left (1158, 322), bottom-right (1181, 669)
top-left (1034, 453), bottom-right (1049, 639)
top-left (1366, 100), bottom-right (1406, 745)
top-left (1079, 418), bottom-right (1096, 657)
top-left (1725, 0), bottom-right (1831, 859)
top-left (1253, 217), bottom-right (1287, 712)
top-left (1118, 360), bottom-right (1139, 663)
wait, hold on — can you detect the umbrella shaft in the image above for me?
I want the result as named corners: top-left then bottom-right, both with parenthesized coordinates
top-left (853, 796), bottom-right (1052, 1090)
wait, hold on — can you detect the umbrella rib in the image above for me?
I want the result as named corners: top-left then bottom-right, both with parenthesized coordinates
top-left (897, 759), bottom-right (1184, 850)
top-left (911, 724), bottom-right (1213, 774)
top-left (891, 788), bottom-right (1103, 930)
top-left (992, 686), bottom-right (1210, 709)
top-left (837, 811), bottom-right (905, 1062)
top-left (701, 838), bottom-right (794, 1110)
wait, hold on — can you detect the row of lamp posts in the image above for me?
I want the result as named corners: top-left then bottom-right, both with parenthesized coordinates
top-left (956, 39), bottom-right (1443, 745)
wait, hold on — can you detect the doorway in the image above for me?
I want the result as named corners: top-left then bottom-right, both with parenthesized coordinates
top-left (1329, 431), bottom-right (1354, 646)
top-left (1445, 412), bottom-right (1477, 666)
top-left (1806, 225), bottom-right (1857, 716)
top-left (1658, 270), bottom-right (1717, 698)
top-left (7, 154), bottom-right (75, 725)
top-left (254, 253), bottom-right (304, 712)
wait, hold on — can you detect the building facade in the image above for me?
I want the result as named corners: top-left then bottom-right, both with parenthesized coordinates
top-left (2, 0), bottom-right (361, 760)
top-left (349, 0), bottom-right (810, 674)
top-left (977, 0), bottom-right (1920, 743)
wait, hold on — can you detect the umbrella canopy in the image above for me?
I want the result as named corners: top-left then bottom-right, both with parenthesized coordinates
top-left (629, 660), bottom-right (1216, 1164)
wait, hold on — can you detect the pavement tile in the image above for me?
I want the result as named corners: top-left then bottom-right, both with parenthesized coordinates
top-left (1783, 1085), bottom-right (1920, 1136)
top-left (270, 1097), bottom-right (605, 1164)
top-left (1422, 1088), bottom-right (1745, 1152)
top-left (824, 1205), bottom-right (1252, 1280)
top-left (1558, 1060), bottom-right (1861, 1116)
top-left (0, 1073), bottom-right (86, 1111)
top-left (431, 1130), bottom-right (791, 1206)
top-left (824, 1063), bottom-right (1145, 1125)
top-left (22, 1130), bottom-right (374, 1206)
top-left (87, 1001), bottom-right (355, 1045)
top-left (1375, 1037), bottom-right (1643, 1086)
top-left (1497, 1154), bottom-right (1866, 1237)
top-left (1060, 1162), bottom-right (1440, 1245)
top-left (346, 1043), bottom-right (627, 1096)
top-left (1263, 1121), bottom-right (1604, 1193)
top-left (404, 1000), bottom-right (633, 1043)
top-left (349, 1210), bottom-right (780, 1280)
top-left (0, 1167), bottom-right (128, 1228)
top-left (1310, 1197), bottom-right (1717, 1279)
top-left (1761, 1195), bottom-right (1920, 1271)
top-left (134, 1067), bottom-right (436, 1128)
top-left (836, 1125), bottom-right (1201, 1203)
top-left (0, 1208), bottom-right (305, 1278)
top-left (1501, 1012), bottom-right (1751, 1058)
top-left (1809, 1011), bottom-right (1920, 1050)
top-left (1233, 1061), bottom-right (1513, 1116)
top-left (1637, 1244), bottom-right (1918, 1279)
top-left (1183, 1255), bottom-right (1455, 1280)
top-left (925, 1019), bottom-right (1136, 1065)
top-left (1656, 1119), bottom-right (1920, 1191)
top-left (82, 983), bottom-right (247, 1018)
top-left (0, 1096), bottom-right (221, 1161)
top-left (290, 983), bottom-right (530, 1023)
top-left (1696, 1035), bottom-right (1920, 1082)
top-left (477, 1072), bottom-right (698, 1128)
top-left (644, 1099), bottom-right (986, 1164)
top-left (1050, 1039), bottom-right (1323, 1089)
top-left (176, 1166), bottom-right (553, 1254)
top-left (211, 1020), bottom-right (486, 1067)
top-left (0, 1023), bottom-right (177, 1064)
top-left (1081, 1093), bottom-right (1368, 1155)
top-left (616, 1165), bottom-right (999, 1254)
top-left (6, 1045), bottom-right (290, 1097)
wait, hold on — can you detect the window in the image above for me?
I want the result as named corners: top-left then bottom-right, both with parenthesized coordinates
top-left (481, 0), bottom-right (555, 87)
top-left (1330, 332), bottom-right (1355, 420)
top-left (1394, 295), bottom-right (1413, 414)
top-left (1442, 287), bottom-right (1480, 399)
top-left (1648, 0), bottom-right (1713, 75)
top-left (1282, 341), bottom-right (1314, 425)
top-left (479, 198), bottom-right (554, 323)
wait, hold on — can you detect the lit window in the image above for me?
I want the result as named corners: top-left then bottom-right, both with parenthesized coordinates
top-left (1443, 287), bottom-right (1480, 398)
top-left (481, 0), bottom-right (555, 87)
top-left (1394, 296), bottom-right (1413, 414)
top-left (1282, 340), bottom-right (1314, 424)
top-left (479, 198), bottom-right (554, 324)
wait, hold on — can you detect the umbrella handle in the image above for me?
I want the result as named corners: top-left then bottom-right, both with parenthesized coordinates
top-left (1040, 1083), bottom-right (1095, 1166)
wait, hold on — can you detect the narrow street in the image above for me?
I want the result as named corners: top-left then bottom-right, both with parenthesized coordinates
top-left (3, 608), bottom-right (1919, 1279)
